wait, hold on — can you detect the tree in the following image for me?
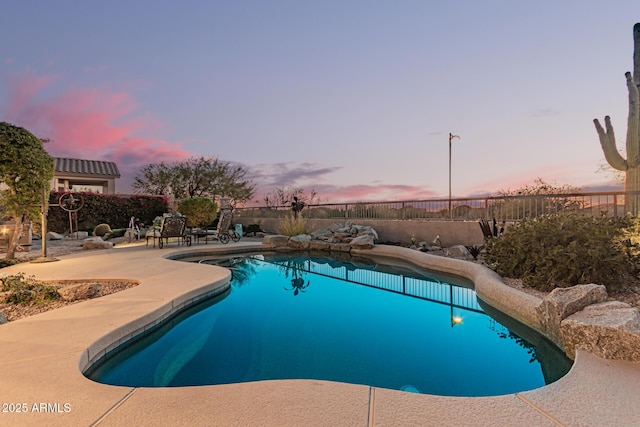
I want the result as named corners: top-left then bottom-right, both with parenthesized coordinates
top-left (262, 186), bottom-right (320, 208)
top-left (132, 162), bottom-right (173, 195)
top-left (0, 122), bottom-right (54, 259)
top-left (133, 157), bottom-right (255, 204)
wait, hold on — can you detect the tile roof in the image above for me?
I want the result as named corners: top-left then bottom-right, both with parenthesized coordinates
top-left (54, 158), bottom-right (121, 177)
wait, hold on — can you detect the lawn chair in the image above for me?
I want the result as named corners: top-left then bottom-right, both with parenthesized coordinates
top-left (204, 209), bottom-right (239, 244)
top-left (157, 216), bottom-right (191, 248)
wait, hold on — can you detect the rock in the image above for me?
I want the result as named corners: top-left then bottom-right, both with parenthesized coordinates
top-left (444, 245), bottom-right (470, 258)
top-left (262, 235), bottom-right (289, 248)
top-left (561, 301), bottom-right (640, 361)
top-left (32, 233), bottom-right (42, 240)
top-left (333, 232), bottom-right (352, 241)
top-left (353, 226), bottom-right (378, 240)
top-left (328, 223), bottom-right (344, 232)
top-left (329, 243), bottom-right (351, 252)
top-left (71, 231), bottom-right (89, 239)
top-left (123, 229), bottom-right (137, 242)
top-left (82, 237), bottom-right (114, 250)
top-left (47, 231), bottom-right (64, 240)
top-left (536, 283), bottom-right (607, 347)
top-left (309, 241), bottom-right (331, 251)
top-left (59, 283), bottom-right (101, 301)
top-left (310, 228), bottom-right (333, 240)
top-left (0, 311), bottom-right (6, 325)
top-left (263, 224), bottom-right (378, 253)
top-left (288, 234), bottom-right (312, 249)
top-left (419, 242), bottom-right (440, 251)
top-left (350, 234), bottom-right (375, 249)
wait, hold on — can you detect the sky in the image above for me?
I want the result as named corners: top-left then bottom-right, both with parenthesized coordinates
top-left (1, 1), bottom-right (638, 204)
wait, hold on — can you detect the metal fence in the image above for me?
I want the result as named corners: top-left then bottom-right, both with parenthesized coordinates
top-left (268, 258), bottom-right (483, 314)
top-left (236, 190), bottom-right (639, 222)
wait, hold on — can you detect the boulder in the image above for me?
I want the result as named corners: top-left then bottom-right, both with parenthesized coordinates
top-left (333, 232), bottom-right (352, 241)
top-left (123, 229), bottom-right (137, 242)
top-left (350, 234), bottom-right (375, 249)
top-left (0, 311), bottom-right (6, 325)
top-left (310, 228), bottom-right (333, 240)
top-left (444, 245), bottom-right (470, 258)
top-left (561, 301), bottom-right (640, 361)
top-left (47, 231), bottom-right (64, 240)
top-left (329, 243), bottom-right (351, 252)
top-left (82, 237), bottom-right (114, 250)
top-left (262, 235), bottom-right (289, 248)
top-left (71, 231), bottom-right (89, 239)
top-left (536, 283), bottom-right (607, 347)
top-left (288, 234), bottom-right (312, 249)
top-left (418, 242), bottom-right (439, 252)
top-left (328, 223), bottom-right (344, 232)
top-left (59, 283), bottom-right (101, 301)
top-left (309, 241), bottom-right (331, 251)
top-left (353, 226), bottom-right (378, 240)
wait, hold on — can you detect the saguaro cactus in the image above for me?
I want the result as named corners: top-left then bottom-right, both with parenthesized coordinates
top-left (594, 23), bottom-right (640, 215)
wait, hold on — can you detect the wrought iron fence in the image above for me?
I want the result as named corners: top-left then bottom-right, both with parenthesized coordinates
top-left (267, 257), bottom-right (483, 313)
top-left (235, 190), bottom-right (640, 222)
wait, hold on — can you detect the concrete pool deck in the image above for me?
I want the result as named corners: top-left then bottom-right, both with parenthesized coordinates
top-left (0, 242), bottom-right (639, 426)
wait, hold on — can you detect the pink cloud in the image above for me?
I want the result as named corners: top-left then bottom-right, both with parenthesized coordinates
top-left (249, 182), bottom-right (438, 206)
top-left (2, 69), bottom-right (192, 192)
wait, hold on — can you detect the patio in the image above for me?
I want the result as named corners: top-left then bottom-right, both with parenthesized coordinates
top-left (0, 243), bottom-right (639, 426)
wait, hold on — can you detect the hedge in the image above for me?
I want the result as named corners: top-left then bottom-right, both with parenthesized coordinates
top-left (47, 192), bottom-right (168, 233)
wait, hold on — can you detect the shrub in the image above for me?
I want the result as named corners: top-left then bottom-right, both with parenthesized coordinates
top-left (1, 273), bottom-right (61, 305)
top-left (178, 198), bottom-right (218, 228)
top-left (106, 228), bottom-right (127, 239)
top-left (47, 192), bottom-right (168, 233)
top-left (278, 213), bottom-right (309, 236)
top-left (93, 223), bottom-right (111, 237)
top-left (484, 213), bottom-right (640, 292)
top-left (0, 259), bottom-right (20, 269)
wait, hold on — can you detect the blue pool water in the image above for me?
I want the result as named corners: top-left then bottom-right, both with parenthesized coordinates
top-left (87, 253), bottom-right (572, 396)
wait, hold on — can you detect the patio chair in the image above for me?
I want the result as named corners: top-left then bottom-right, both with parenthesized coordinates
top-left (157, 216), bottom-right (191, 248)
top-left (203, 209), bottom-right (238, 244)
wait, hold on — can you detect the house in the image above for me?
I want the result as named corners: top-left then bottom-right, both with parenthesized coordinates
top-left (52, 157), bottom-right (121, 194)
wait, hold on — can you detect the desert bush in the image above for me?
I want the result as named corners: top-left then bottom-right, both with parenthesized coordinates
top-left (93, 223), bottom-right (111, 237)
top-left (178, 197), bottom-right (218, 228)
top-left (484, 213), bottom-right (640, 292)
top-left (278, 213), bottom-right (309, 236)
top-left (1, 273), bottom-right (60, 305)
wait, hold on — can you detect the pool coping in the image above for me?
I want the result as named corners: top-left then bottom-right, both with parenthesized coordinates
top-left (0, 242), bottom-right (638, 426)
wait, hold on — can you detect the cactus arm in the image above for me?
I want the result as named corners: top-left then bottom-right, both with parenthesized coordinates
top-left (594, 116), bottom-right (628, 171)
top-left (626, 71), bottom-right (640, 167)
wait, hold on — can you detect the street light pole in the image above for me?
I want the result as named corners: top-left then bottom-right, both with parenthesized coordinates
top-left (448, 133), bottom-right (460, 219)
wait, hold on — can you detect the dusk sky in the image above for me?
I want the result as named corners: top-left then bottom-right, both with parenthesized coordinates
top-left (2, 1), bottom-right (638, 204)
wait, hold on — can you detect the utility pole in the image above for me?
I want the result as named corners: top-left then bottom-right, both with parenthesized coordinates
top-left (448, 133), bottom-right (460, 219)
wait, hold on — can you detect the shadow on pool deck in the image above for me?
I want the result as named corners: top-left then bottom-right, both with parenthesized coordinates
top-left (0, 242), bottom-right (639, 426)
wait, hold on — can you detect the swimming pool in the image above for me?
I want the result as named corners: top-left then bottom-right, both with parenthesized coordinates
top-left (86, 253), bottom-right (572, 396)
